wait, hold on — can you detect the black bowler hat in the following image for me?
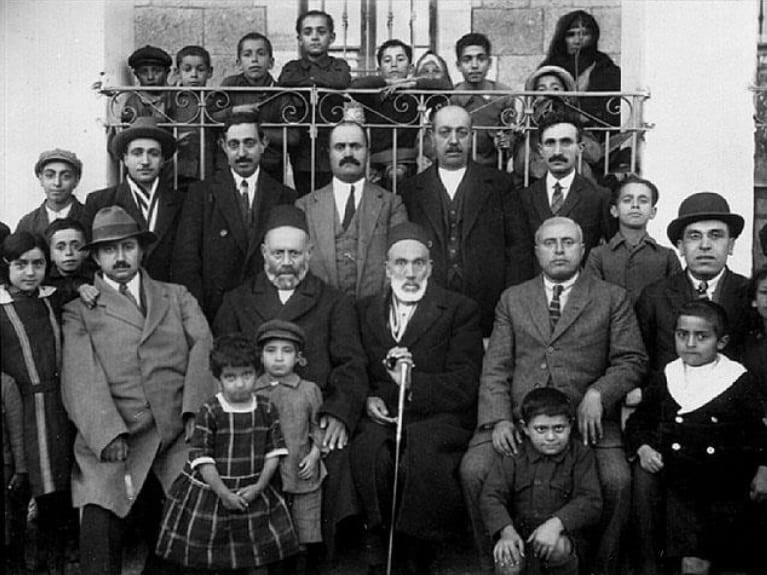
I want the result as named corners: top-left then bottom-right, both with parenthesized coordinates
top-left (666, 192), bottom-right (745, 244)
top-left (128, 45), bottom-right (172, 69)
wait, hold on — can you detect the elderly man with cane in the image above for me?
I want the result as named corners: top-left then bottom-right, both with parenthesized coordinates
top-left (351, 222), bottom-right (484, 575)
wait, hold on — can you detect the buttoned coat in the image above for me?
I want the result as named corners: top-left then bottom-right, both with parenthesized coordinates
top-left (399, 162), bottom-right (535, 336)
top-left (295, 180), bottom-right (407, 299)
top-left (171, 169), bottom-right (296, 320)
top-left (16, 197), bottom-right (84, 236)
top-left (635, 269), bottom-right (752, 372)
top-left (61, 272), bottom-right (214, 518)
top-left (81, 182), bottom-right (185, 282)
top-left (472, 273), bottom-right (647, 448)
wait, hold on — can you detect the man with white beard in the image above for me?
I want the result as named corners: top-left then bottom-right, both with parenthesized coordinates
top-left (350, 222), bottom-right (484, 575)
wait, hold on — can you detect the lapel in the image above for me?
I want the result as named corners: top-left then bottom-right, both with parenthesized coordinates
top-left (415, 167), bottom-right (447, 247)
top-left (398, 283), bottom-right (444, 348)
top-left (279, 273), bottom-right (321, 322)
top-left (460, 163), bottom-right (491, 241)
top-left (114, 183), bottom-right (146, 227)
top-left (530, 178), bottom-right (553, 223)
top-left (356, 182), bottom-right (384, 288)
top-left (668, 270), bottom-right (695, 301)
top-left (551, 273), bottom-right (591, 341)
top-left (308, 184), bottom-right (339, 283)
top-left (94, 274), bottom-right (144, 331)
top-left (213, 171), bottom-right (249, 255)
top-left (526, 276), bottom-right (554, 341)
top-left (558, 174), bottom-right (584, 217)
top-left (247, 273), bottom-right (320, 324)
top-left (139, 271), bottom-right (170, 344)
top-left (149, 180), bottom-right (182, 259)
top-left (366, 291), bottom-right (398, 349)
top-left (248, 170), bottom-right (282, 256)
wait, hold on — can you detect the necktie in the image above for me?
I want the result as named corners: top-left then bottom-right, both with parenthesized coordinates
top-left (695, 280), bottom-right (709, 300)
top-left (342, 185), bottom-right (356, 231)
top-left (551, 182), bottom-right (564, 215)
top-left (240, 179), bottom-right (251, 224)
top-left (119, 283), bottom-right (143, 315)
top-left (549, 284), bottom-right (564, 330)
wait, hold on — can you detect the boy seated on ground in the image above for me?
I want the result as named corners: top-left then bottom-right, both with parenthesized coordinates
top-left (480, 388), bottom-right (602, 575)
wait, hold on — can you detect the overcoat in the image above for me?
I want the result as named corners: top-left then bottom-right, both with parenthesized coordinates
top-left (61, 271), bottom-right (213, 517)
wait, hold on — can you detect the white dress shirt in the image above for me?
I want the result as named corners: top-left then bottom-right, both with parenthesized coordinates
top-left (438, 166), bottom-right (467, 200)
top-left (545, 170), bottom-right (576, 208)
top-left (332, 176), bottom-right (364, 223)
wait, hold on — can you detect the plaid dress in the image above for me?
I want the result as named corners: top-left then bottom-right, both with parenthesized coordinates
top-left (156, 393), bottom-right (299, 569)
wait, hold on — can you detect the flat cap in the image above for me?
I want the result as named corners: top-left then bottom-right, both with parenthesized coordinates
top-left (128, 45), bottom-right (171, 69)
top-left (256, 319), bottom-right (306, 349)
top-left (34, 149), bottom-right (83, 178)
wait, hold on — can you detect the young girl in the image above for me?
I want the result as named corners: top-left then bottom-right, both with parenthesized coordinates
top-left (626, 300), bottom-right (767, 575)
top-left (0, 231), bottom-right (73, 575)
top-left (156, 333), bottom-right (299, 574)
top-left (253, 320), bottom-right (325, 575)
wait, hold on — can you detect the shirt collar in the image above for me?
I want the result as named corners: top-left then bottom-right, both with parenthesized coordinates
top-left (543, 271), bottom-right (579, 293)
top-left (230, 167), bottom-right (260, 190)
top-left (300, 54), bottom-right (333, 70)
top-left (254, 372), bottom-right (301, 391)
top-left (101, 270), bottom-right (142, 299)
top-left (126, 175), bottom-right (159, 200)
top-left (45, 201), bottom-right (74, 221)
top-left (608, 231), bottom-right (658, 251)
top-left (332, 176), bottom-right (366, 191)
top-left (686, 267), bottom-right (725, 294)
top-left (546, 170), bottom-right (576, 191)
top-left (523, 438), bottom-right (570, 464)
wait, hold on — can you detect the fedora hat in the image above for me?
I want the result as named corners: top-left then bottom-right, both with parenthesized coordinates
top-left (110, 117), bottom-right (177, 159)
top-left (84, 205), bottom-right (157, 250)
top-left (666, 192), bottom-right (744, 244)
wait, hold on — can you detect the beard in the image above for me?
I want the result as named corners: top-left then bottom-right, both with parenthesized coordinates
top-left (265, 262), bottom-right (308, 290)
top-left (391, 277), bottom-right (427, 303)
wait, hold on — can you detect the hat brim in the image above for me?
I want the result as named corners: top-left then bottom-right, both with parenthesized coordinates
top-left (525, 66), bottom-right (577, 92)
top-left (256, 330), bottom-right (304, 348)
top-left (111, 125), bottom-right (177, 159)
top-left (84, 229), bottom-right (157, 251)
top-left (667, 213), bottom-right (745, 244)
top-left (34, 157), bottom-right (82, 178)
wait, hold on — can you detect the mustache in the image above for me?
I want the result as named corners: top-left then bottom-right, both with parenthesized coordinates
top-left (340, 157), bottom-right (361, 166)
top-left (548, 154), bottom-right (568, 163)
top-left (235, 157), bottom-right (252, 163)
top-left (276, 265), bottom-right (297, 275)
top-left (446, 145), bottom-right (462, 153)
top-left (113, 261), bottom-right (131, 269)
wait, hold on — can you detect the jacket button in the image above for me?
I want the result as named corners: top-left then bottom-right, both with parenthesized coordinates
top-left (675, 416), bottom-right (683, 423)
top-left (219, 229), bottom-right (228, 237)
top-left (671, 442), bottom-right (681, 451)
top-left (706, 446), bottom-right (715, 455)
top-left (710, 416), bottom-right (718, 423)
top-left (547, 346), bottom-right (554, 353)
top-left (540, 363), bottom-right (547, 370)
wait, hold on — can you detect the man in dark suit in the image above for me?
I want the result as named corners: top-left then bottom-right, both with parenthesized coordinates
top-left (296, 121), bottom-right (407, 300)
top-left (399, 105), bottom-right (534, 337)
top-left (460, 217), bottom-right (647, 575)
top-left (212, 205), bottom-right (367, 554)
top-left (81, 117), bottom-right (182, 282)
top-left (351, 222), bottom-right (483, 575)
top-left (172, 112), bottom-right (297, 320)
top-left (518, 111), bottom-right (614, 261)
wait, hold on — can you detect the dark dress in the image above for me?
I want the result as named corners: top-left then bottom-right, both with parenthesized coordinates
top-left (156, 393), bottom-right (299, 570)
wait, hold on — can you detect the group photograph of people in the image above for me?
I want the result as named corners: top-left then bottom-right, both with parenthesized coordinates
top-left (2, 1), bottom-right (766, 575)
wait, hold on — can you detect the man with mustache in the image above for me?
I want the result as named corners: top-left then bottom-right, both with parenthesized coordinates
top-left (172, 112), bottom-right (296, 320)
top-left (212, 205), bottom-right (368, 558)
top-left (61, 206), bottom-right (213, 575)
top-left (351, 222), bottom-right (483, 575)
top-left (518, 111), bottom-right (614, 263)
top-left (399, 105), bottom-right (534, 338)
top-left (295, 121), bottom-right (407, 300)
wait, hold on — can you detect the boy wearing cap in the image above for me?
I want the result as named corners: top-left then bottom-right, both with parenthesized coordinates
top-left (122, 45), bottom-right (174, 122)
top-left (16, 149), bottom-right (84, 237)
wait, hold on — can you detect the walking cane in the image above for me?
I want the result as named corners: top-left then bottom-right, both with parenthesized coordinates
top-left (386, 358), bottom-right (412, 575)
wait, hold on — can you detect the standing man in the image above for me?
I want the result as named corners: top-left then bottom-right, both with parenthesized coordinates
top-left (399, 105), bottom-right (534, 337)
top-left (460, 217), bottom-right (647, 575)
top-left (296, 121), bottom-right (407, 299)
top-left (351, 222), bottom-right (483, 575)
top-left (172, 112), bottom-right (297, 320)
top-left (62, 206), bottom-right (213, 575)
top-left (82, 116), bottom-right (183, 282)
top-left (17, 149), bottom-right (85, 236)
top-left (518, 111), bottom-right (614, 260)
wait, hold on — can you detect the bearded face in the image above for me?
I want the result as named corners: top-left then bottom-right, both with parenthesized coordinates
top-left (261, 226), bottom-right (311, 290)
top-left (385, 239), bottom-right (432, 303)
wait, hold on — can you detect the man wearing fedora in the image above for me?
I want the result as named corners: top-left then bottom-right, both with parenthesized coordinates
top-left (16, 148), bottom-right (85, 236)
top-left (61, 206), bottom-right (213, 575)
top-left (82, 116), bottom-right (183, 282)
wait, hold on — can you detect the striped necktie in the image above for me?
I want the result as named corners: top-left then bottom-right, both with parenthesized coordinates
top-left (551, 182), bottom-right (564, 215)
top-left (240, 179), bottom-right (252, 224)
top-left (549, 284), bottom-right (564, 330)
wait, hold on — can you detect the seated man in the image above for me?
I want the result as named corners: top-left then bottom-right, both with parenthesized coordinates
top-left (351, 222), bottom-right (483, 574)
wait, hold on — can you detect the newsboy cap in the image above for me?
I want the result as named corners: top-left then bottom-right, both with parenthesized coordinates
top-left (34, 149), bottom-right (83, 178)
top-left (110, 117), bottom-right (177, 159)
top-left (666, 192), bottom-right (745, 244)
top-left (84, 205), bottom-right (156, 250)
top-left (128, 45), bottom-right (172, 69)
top-left (256, 319), bottom-right (306, 349)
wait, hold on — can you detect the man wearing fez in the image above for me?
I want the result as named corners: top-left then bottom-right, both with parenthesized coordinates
top-left (461, 217), bottom-right (647, 575)
top-left (399, 105), bottom-right (534, 338)
top-left (82, 116), bottom-right (183, 282)
top-left (62, 206), bottom-right (213, 575)
top-left (296, 120), bottom-right (408, 300)
top-left (173, 112), bottom-right (297, 320)
top-left (213, 204), bottom-right (367, 552)
top-left (351, 222), bottom-right (483, 574)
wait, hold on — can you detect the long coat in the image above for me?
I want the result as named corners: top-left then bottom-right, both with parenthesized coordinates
top-left (61, 272), bottom-right (213, 517)
top-left (351, 283), bottom-right (483, 540)
top-left (399, 162), bottom-right (534, 336)
top-left (81, 181), bottom-right (185, 282)
top-left (635, 269), bottom-right (752, 372)
top-left (295, 180), bottom-right (407, 299)
top-left (171, 169), bottom-right (296, 320)
top-left (16, 197), bottom-right (84, 236)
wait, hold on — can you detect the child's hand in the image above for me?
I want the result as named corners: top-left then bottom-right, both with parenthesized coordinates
top-left (494, 525), bottom-right (525, 567)
top-left (236, 483), bottom-right (263, 504)
top-left (298, 445), bottom-right (321, 481)
top-left (219, 489), bottom-right (248, 511)
top-left (78, 284), bottom-right (100, 308)
top-left (528, 517), bottom-right (564, 560)
top-left (637, 444), bottom-right (664, 473)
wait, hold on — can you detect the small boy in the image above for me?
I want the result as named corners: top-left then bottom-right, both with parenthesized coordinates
top-left (122, 44), bottom-right (174, 122)
top-left (175, 44), bottom-right (213, 88)
top-left (16, 149), bottom-right (84, 237)
top-left (451, 33), bottom-right (514, 168)
top-left (44, 218), bottom-right (96, 304)
top-left (278, 9), bottom-right (352, 195)
top-left (584, 175), bottom-right (681, 303)
top-left (480, 388), bottom-right (602, 575)
top-left (253, 320), bottom-right (325, 575)
top-left (625, 301), bottom-right (767, 575)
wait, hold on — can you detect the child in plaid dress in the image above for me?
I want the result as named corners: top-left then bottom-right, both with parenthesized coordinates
top-left (156, 334), bottom-right (299, 574)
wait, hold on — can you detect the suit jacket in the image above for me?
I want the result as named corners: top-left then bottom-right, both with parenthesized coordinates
top-left (473, 273), bottom-right (647, 447)
top-left (635, 268), bottom-right (752, 372)
top-left (295, 180), bottom-right (407, 299)
top-left (81, 181), bottom-right (185, 282)
top-left (399, 162), bottom-right (535, 336)
top-left (352, 282), bottom-right (483, 539)
top-left (61, 271), bottom-right (214, 517)
top-left (519, 172), bottom-right (615, 258)
top-left (171, 169), bottom-right (297, 320)
top-left (16, 197), bottom-right (84, 237)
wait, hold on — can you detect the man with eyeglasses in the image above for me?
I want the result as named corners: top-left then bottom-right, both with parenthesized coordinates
top-left (351, 221), bottom-right (484, 575)
top-left (172, 112), bottom-right (296, 320)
